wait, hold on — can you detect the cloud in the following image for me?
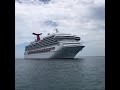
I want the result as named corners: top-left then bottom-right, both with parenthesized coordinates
top-left (44, 20), bottom-right (58, 27)
top-left (16, 0), bottom-right (52, 4)
top-left (15, 0), bottom-right (105, 56)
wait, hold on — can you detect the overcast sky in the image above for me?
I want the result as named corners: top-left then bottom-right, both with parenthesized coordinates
top-left (15, 0), bottom-right (105, 58)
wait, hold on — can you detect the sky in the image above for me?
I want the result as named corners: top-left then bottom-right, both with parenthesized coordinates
top-left (15, 0), bottom-right (105, 58)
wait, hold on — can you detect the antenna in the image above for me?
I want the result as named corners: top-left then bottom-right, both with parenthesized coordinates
top-left (53, 28), bottom-right (59, 33)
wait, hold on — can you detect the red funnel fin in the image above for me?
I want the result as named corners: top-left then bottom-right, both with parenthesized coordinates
top-left (32, 33), bottom-right (42, 41)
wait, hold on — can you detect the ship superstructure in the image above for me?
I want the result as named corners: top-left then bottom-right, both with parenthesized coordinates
top-left (24, 29), bottom-right (85, 59)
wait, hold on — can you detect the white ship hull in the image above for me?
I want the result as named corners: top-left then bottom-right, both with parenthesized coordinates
top-left (24, 45), bottom-right (85, 59)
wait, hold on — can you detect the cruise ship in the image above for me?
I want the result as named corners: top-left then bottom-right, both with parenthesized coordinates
top-left (24, 29), bottom-right (85, 59)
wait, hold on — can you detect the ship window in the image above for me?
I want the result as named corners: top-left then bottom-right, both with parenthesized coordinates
top-left (55, 36), bottom-right (80, 41)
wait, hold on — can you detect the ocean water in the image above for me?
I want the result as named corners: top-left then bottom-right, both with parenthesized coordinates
top-left (15, 56), bottom-right (105, 90)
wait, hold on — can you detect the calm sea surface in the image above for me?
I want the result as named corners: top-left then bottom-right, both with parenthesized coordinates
top-left (15, 56), bottom-right (105, 90)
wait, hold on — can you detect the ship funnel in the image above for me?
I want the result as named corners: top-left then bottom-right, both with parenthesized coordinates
top-left (32, 33), bottom-right (42, 41)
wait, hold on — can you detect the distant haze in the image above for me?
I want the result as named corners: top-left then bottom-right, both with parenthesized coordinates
top-left (15, 0), bottom-right (105, 58)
